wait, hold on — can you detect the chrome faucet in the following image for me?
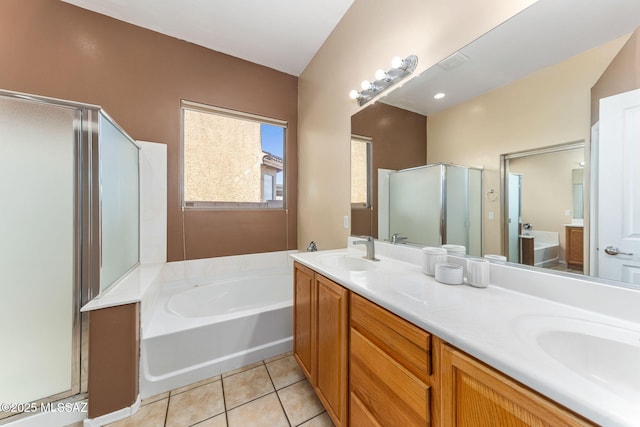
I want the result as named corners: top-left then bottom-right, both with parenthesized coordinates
top-left (353, 236), bottom-right (379, 261)
top-left (391, 233), bottom-right (408, 244)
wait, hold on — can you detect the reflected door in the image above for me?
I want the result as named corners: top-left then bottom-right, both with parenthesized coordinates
top-left (507, 174), bottom-right (522, 263)
top-left (598, 88), bottom-right (640, 285)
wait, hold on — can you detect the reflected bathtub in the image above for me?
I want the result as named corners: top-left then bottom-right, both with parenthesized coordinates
top-left (140, 254), bottom-right (293, 398)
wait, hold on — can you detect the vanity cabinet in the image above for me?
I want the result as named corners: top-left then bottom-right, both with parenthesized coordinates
top-left (565, 226), bottom-right (584, 270)
top-left (350, 293), bottom-right (431, 426)
top-left (293, 262), bottom-right (348, 427)
top-left (293, 262), bottom-right (596, 427)
top-left (440, 344), bottom-right (593, 427)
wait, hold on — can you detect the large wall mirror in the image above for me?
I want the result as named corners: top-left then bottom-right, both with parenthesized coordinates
top-left (350, 0), bottom-right (640, 289)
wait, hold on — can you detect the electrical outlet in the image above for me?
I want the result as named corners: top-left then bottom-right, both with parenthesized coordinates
top-left (488, 211), bottom-right (495, 220)
top-left (343, 215), bottom-right (349, 229)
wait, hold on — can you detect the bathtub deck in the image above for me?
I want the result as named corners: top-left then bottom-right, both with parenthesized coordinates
top-left (102, 352), bottom-right (334, 427)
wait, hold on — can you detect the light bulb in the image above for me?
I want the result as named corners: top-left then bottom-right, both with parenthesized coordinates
top-left (374, 69), bottom-right (388, 81)
top-left (349, 90), bottom-right (360, 100)
top-left (391, 56), bottom-right (404, 69)
top-left (434, 92), bottom-right (446, 100)
top-left (361, 80), bottom-right (372, 90)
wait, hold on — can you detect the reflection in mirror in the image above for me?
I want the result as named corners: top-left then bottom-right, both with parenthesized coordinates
top-left (387, 164), bottom-right (482, 255)
top-left (350, 0), bottom-right (640, 289)
top-left (350, 135), bottom-right (371, 210)
top-left (501, 143), bottom-right (584, 273)
top-left (572, 168), bottom-right (584, 220)
top-left (350, 102), bottom-right (426, 238)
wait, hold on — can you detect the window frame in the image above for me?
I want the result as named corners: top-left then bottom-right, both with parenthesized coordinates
top-left (180, 100), bottom-right (287, 210)
top-left (350, 134), bottom-right (373, 209)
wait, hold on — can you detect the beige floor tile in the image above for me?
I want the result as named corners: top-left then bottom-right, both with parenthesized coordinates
top-left (193, 412), bottom-right (227, 427)
top-left (263, 350), bottom-right (292, 364)
top-left (170, 374), bottom-right (221, 396)
top-left (223, 364), bottom-right (275, 409)
top-left (165, 380), bottom-right (225, 427)
top-left (106, 398), bottom-right (168, 427)
top-left (278, 380), bottom-right (325, 426)
top-left (266, 354), bottom-right (305, 390)
top-left (221, 360), bottom-right (264, 378)
top-left (227, 393), bottom-right (288, 427)
top-left (298, 412), bottom-right (335, 427)
top-left (141, 391), bottom-right (169, 406)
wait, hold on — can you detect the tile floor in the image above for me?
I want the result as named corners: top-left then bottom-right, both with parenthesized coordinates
top-left (105, 352), bottom-right (335, 427)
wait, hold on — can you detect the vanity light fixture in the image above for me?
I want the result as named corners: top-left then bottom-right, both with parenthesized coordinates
top-left (349, 55), bottom-right (418, 106)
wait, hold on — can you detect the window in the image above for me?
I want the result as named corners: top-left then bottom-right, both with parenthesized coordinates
top-left (351, 135), bottom-right (372, 208)
top-left (182, 101), bottom-right (286, 208)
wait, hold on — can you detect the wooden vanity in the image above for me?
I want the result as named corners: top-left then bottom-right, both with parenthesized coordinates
top-left (565, 225), bottom-right (584, 270)
top-left (293, 261), bottom-right (594, 427)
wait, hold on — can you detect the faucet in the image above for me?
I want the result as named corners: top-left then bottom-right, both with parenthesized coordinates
top-left (391, 233), bottom-right (408, 244)
top-left (352, 236), bottom-right (379, 261)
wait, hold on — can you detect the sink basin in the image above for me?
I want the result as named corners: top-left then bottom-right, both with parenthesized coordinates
top-left (515, 315), bottom-right (640, 398)
top-left (318, 253), bottom-right (378, 271)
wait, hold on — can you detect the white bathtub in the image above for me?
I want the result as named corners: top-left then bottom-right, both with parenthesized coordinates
top-left (140, 252), bottom-right (294, 398)
top-left (530, 230), bottom-right (560, 267)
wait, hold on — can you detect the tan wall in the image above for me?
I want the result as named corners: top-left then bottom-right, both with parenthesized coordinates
top-left (297, 0), bottom-right (537, 250)
top-left (592, 29), bottom-right (640, 124)
top-left (426, 36), bottom-right (626, 255)
top-left (0, 0), bottom-right (298, 261)
top-left (509, 148), bottom-right (584, 262)
top-left (351, 102), bottom-right (427, 237)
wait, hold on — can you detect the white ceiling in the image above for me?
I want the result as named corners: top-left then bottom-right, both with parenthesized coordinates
top-left (381, 0), bottom-right (640, 115)
top-left (61, 0), bottom-right (355, 76)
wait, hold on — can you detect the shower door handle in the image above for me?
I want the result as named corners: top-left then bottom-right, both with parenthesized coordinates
top-left (604, 246), bottom-right (634, 256)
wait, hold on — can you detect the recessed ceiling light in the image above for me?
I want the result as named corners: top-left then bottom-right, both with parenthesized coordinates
top-left (434, 92), bottom-right (446, 100)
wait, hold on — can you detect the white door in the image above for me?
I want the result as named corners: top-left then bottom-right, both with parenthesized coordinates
top-left (598, 88), bottom-right (640, 285)
top-left (507, 173), bottom-right (522, 263)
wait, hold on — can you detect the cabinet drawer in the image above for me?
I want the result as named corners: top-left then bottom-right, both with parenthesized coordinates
top-left (351, 293), bottom-right (431, 383)
top-left (351, 328), bottom-right (430, 427)
top-left (350, 392), bottom-right (383, 427)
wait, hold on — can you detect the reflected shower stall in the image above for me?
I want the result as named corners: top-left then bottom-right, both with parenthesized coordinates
top-left (0, 90), bottom-right (139, 421)
top-left (388, 163), bottom-right (482, 255)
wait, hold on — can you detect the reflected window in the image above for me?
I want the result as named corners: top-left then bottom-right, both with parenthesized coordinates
top-left (182, 101), bottom-right (286, 209)
top-left (351, 135), bottom-right (371, 208)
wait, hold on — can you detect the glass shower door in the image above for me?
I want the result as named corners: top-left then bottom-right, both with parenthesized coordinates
top-left (0, 96), bottom-right (79, 410)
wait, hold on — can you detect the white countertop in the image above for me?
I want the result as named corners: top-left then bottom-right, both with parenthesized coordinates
top-left (291, 242), bottom-right (640, 427)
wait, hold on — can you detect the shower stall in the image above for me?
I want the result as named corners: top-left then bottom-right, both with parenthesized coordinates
top-left (388, 163), bottom-right (483, 255)
top-left (0, 90), bottom-right (139, 422)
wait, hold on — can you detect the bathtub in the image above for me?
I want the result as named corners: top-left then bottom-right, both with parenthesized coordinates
top-left (140, 251), bottom-right (294, 398)
top-left (529, 230), bottom-right (559, 267)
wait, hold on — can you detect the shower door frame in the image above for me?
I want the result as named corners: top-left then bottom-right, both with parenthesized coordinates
top-left (0, 90), bottom-right (101, 420)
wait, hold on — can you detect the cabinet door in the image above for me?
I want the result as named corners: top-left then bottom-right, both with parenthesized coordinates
top-left (315, 274), bottom-right (349, 427)
top-left (566, 227), bottom-right (584, 268)
top-left (440, 344), bottom-right (593, 427)
top-left (293, 262), bottom-right (315, 381)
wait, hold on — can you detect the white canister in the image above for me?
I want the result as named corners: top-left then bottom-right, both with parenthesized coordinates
top-left (434, 263), bottom-right (464, 285)
top-left (422, 247), bottom-right (448, 276)
top-left (466, 258), bottom-right (490, 288)
top-left (442, 244), bottom-right (466, 256)
top-left (484, 254), bottom-right (507, 264)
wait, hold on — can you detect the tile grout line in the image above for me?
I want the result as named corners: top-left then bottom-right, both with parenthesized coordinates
top-left (264, 359), bottom-right (293, 427)
top-left (220, 369), bottom-right (229, 427)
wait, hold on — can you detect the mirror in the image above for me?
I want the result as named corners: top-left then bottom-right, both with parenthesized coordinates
top-left (350, 0), bottom-right (640, 288)
top-left (501, 142), bottom-right (584, 271)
